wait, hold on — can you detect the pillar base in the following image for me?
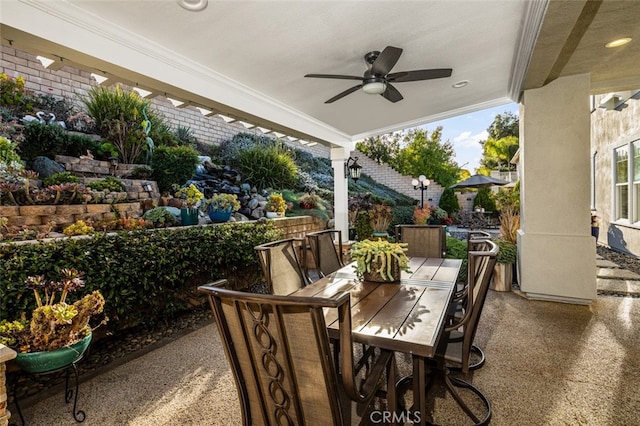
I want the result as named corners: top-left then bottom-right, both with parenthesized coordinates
top-left (518, 230), bottom-right (596, 304)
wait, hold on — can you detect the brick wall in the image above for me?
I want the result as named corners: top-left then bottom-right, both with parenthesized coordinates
top-left (349, 150), bottom-right (445, 206)
top-left (0, 345), bottom-right (16, 426)
top-left (0, 45), bottom-right (330, 157)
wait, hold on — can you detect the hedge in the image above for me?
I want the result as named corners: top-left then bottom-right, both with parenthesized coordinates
top-left (0, 221), bottom-right (281, 330)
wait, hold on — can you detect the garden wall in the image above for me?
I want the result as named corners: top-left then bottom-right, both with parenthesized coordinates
top-left (0, 45), bottom-right (330, 159)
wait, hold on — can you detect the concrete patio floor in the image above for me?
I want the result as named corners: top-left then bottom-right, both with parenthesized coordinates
top-left (10, 262), bottom-right (640, 425)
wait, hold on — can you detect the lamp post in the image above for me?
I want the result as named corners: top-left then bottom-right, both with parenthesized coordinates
top-left (412, 175), bottom-right (430, 209)
top-left (345, 156), bottom-right (362, 182)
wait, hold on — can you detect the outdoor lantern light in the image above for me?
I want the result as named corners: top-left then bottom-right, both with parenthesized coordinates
top-left (142, 182), bottom-right (153, 192)
top-left (108, 156), bottom-right (119, 176)
top-left (412, 175), bottom-right (430, 209)
top-left (345, 157), bottom-right (362, 182)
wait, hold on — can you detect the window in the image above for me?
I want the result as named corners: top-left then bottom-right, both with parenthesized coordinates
top-left (615, 145), bottom-right (629, 220)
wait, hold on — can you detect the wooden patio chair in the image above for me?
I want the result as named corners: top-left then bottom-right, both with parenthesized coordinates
top-left (394, 224), bottom-right (447, 258)
top-left (306, 229), bottom-right (344, 279)
top-left (198, 281), bottom-right (397, 426)
top-left (254, 238), bottom-right (308, 295)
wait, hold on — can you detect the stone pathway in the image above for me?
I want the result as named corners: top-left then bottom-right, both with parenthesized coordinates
top-left (596, 254), bottom-right (640, 297)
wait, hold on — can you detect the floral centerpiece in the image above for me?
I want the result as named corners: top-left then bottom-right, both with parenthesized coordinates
top-left (350, 238), bottom-right (411, 283)
top-left (0, 269), bottom-right (106, 373)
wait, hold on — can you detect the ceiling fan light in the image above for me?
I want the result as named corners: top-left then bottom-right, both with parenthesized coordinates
top-left (362, 82), bottom-right (387, 95)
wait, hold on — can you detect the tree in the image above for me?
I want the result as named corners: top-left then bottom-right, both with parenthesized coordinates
top-left (356, 132), bottom-right (401, 165)
top-left (480, 135), bottom-right (519, 171)
top-left (487, 111), bottom-right (519, 140)
top-left (392, 127), bottom-right (460, 188)
top-left (439, 187), bottom-right (460, 215)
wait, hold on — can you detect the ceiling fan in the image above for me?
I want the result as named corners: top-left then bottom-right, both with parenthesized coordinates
top-left (305, 46), bottom-right (452, 104)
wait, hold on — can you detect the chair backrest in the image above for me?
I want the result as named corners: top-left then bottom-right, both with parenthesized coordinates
top-left (445, 239), bottom-right (498, 373)
top-left (198, 284), bottom-right (368, 426)
top-left (254, 238), bottom-right (308, 295)
top-left (395, 224), bottom-right (446, 258)
top-left (306, 229), bottom-right (343, 278)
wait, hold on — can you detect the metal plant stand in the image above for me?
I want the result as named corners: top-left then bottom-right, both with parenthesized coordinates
top-left (10, 358), bottom-right (86, 425)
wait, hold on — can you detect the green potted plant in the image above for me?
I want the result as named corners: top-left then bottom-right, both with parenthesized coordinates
top-left (0, 269), bottom-right (106, 373)
top-left (266, 192), bottom-right (287, 218)
top-left (490, 238), bottom-right (517, 291)
top-left (368, 203), bottom-right (394, 237)
top-left (350, 238), bottom-right (411, 283)
top-left (298, 192), bottom-right (324, 210)
top-left (203, 193), bottom-right (241, 223)
top-left (174, 183), bottom-right (204, 225)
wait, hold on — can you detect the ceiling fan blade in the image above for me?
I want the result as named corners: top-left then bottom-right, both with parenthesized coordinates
top-left (325, 84), bottom-right (363, 103)
top-left (305, 74), bottom-right (364, 81)
top-left (382, 83), bottom-right (403, 103)
top-left (387, 68), bottom-right (453, 82)
top-left (371, 46), bottom-right (403, 76)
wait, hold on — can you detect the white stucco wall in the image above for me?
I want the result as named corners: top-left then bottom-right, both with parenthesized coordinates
top-left (591, 93), bottom-right (640, 255)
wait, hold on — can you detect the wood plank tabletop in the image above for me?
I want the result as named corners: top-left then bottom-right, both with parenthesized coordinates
top-left (292, 257), bottom-right (461, 358)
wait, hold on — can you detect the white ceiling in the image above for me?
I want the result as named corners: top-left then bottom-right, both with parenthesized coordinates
top-left (2, 0), bottom-right (639, 148)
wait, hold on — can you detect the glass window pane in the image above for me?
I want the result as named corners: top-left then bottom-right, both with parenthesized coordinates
top-left (617, 184), bottom-right (628, 220)
top-left (634, 141), bottom-right (640, 181)
top-left (616, 146), bottom-right (629, 183)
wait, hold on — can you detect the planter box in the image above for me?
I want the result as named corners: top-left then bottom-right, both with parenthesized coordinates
top-left (490, 263), bottom-right (513, 291)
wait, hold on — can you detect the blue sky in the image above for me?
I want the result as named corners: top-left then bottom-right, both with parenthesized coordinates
top-left (419, 102), bottom-right (519, 173)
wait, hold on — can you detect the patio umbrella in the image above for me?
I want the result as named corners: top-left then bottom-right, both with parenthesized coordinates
top-left (449, 174), bottom-right (509, 189)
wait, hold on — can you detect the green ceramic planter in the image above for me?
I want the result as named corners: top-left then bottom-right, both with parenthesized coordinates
top-left (13, 333), bottom-right (92, 374)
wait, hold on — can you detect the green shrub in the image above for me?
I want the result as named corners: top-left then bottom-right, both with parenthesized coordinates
top-left (0, 221), bottom-right (282, 329)
top-left (495, 238), bottom-right (517, 264)
top-left (142, 207), bottom-right (177, 227)
top-left (473, 187), bottom-right (497, 212)
top-left (63, 133), bottom-right (101, 158)
top-left (43, 172), bottom-right (80, 186)
top-left (439, 187), bottom-right (460, 215)
top-left (151, 145), bottom-right (199, 194)
top-left (355, 211), bottom-right (373, 240)
top-left (86, 176), bottom-right (126, 193)
top-left (236, 143), bottom-right (298, 191)
top-left (20, 121), bottom-right (67, 160)
top-left (0, 136), bottom-right (23, 169)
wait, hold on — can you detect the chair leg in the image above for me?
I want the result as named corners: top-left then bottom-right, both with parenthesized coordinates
top-left (447, 344), bottom-right (486, 372)
top-left (444, 372), bottom-right (492, 426)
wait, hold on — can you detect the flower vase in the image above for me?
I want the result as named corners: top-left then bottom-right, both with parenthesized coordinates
top-left (13, 333), bottom-right (92, 374)
top-left (180, 208), bottom-right (199, 226)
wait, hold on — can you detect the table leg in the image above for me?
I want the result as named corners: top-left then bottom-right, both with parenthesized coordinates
top-left (412, 356), bottom-right (427, 426)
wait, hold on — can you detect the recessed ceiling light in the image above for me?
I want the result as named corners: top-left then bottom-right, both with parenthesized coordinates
top-left (177, 0), bottom-right (208, 12)
top-left (605, 37), bottom-right (632, 48)
top-left (452, 80), bottom-right (468, 89)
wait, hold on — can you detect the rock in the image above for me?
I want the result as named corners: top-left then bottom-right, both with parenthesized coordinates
top-left (31, 156), bottom-right (65, 178)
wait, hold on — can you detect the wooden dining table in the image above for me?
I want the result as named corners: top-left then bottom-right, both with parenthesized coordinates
top-left (291, 256), bottom-right (462, 425)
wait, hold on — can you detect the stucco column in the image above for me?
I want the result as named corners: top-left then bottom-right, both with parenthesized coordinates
top-left (0, 345), bottom-right (17, 426)
top-left (331, 146), bottom-right (351, 239)
top-left (518, 73), bottom-right (596, 304)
